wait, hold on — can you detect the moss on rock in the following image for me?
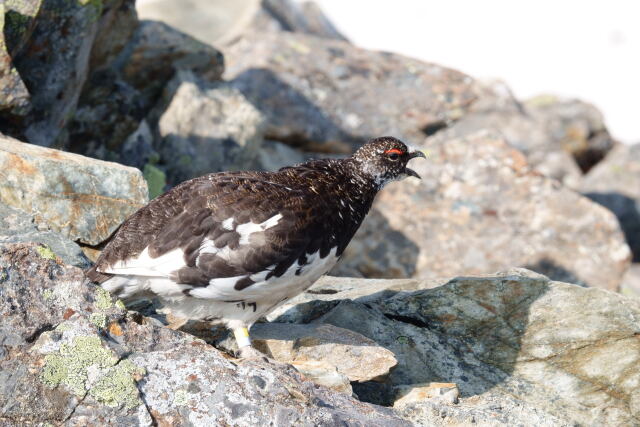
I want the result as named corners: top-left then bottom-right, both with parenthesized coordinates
top-left (36, 245), bottom-right (57, 261)
top-left (41, 335), bottom-right (117, 396)
top-left (94, 286), bottom-right (113, 310)
top-left (90, 312), bottom-right (107, 329)
top-left (143, 163), bottom-right (166, 199)
top-left (89, 360), bottom-right (145, 409)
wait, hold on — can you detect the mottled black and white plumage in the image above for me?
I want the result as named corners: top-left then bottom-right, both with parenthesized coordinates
top-left (86, 136), bottom-right (425, 354)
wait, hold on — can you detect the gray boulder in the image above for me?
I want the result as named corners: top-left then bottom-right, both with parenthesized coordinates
top-left (256, 0), bottom-right (348, 41)
top-left (3, 0), bottom-right (135, 146)
top-left (69, 19), bottom-right (225, 164)
top-left (525, 94), bottom-right (616, 172)
top-left (157, 71), bottom-right (265, 185)
top-left (621, 264), bottom-right (640, 298)
top-left (225, 30), bottom-right (479, 153)
top-left (334, 132), bottom-right (631, 292)
top-left (275, 269), bottom-right (640, 426)
top-left (136, 0), bottom-right (346, 47)
top-left (582, 143), bottom-right (640, 262)
top-left (0, 204), bottom-right (89, 268)
top-left (0, 134), bottom-right (148, 245)
top-left (0, 3), bottom-right (33, 116)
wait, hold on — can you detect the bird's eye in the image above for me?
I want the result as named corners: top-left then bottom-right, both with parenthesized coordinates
top-left (384, 148), bottom-right (403, 161)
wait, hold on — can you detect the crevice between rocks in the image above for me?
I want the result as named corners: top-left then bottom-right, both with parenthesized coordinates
top-left (25, 323), bottom-right (56, 343)
top-left (382, 313), bottom-right (430, 329)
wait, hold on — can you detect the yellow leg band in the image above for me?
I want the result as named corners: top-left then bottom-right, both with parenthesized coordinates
top-left (233, 327), bottom-right (251, 348)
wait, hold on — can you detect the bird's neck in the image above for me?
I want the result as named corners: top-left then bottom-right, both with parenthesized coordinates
top-left (339, 158), bottom-right (381, 210)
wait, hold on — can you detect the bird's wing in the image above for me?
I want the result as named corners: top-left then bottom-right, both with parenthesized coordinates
top-left (93, 174), bottom-right (338, 300)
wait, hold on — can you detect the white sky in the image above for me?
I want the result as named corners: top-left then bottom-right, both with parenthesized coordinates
top-left (310, 0), bottom-right (640, 144)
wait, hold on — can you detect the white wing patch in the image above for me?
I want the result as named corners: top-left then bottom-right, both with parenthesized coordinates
top-left (100, 246), bottom-right (185, 277)
top-left (197, 239), bottom-right (234, 265)
top-left (235, 213), bottom-right (283, 245)
top-left (221, 217), bottom-right (234, 230)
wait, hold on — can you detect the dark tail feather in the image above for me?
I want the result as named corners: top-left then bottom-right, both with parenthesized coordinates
top-left (85, 264), bottom-right (113, 284)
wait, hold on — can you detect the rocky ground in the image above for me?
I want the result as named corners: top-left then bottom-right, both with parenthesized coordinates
top-left (1, 0), bottom-right (639, 426)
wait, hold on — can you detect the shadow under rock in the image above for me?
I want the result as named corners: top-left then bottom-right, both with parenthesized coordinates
top-left (274, 273), bottom-right (551, 407)
top-left (330, 208), bottom-right (420, 279)
top-left (584, 192), bottom-right (640, 262)
top-left (523, 257), bottom-right (588, 287)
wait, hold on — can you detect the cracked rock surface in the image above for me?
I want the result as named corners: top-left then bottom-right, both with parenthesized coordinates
top-left (272, 271), bottom-right (640, 425)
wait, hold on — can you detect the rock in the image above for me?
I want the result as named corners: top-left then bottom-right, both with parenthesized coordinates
top-left (0, 134), bottom-right (148, 245)
top-left (256, 0), bottom-right (348, 41)
top-left (0, 243), bottom-right (410, 426)
top-left (620, 264), bottom-right (640, 298)
top-left (1, 0), bottom-right (42, 59)
top-left (5, 0), bottom-right (133, 146)
top-left (330, 209), bottom-right (420, 279)
top-left (120, 119), bottom-right (157, 171)
top-left (68, 19), bottom-right (225, 162)
top-left (0, 204), bottom-right (89, 268)
top-left (136, 0), bottom-right (262, 46)
top-left (157, 71), bottom-right (264, 185)
top-left (431, 106), bottom-right (584, 188)
top-left (0, 4), bottom-right (31, 116)
top-left (120, 20), bottom-right (225, 103)
top-left (248, 323), bottom-right (397, 383)
top-left (335, 132), bottom-right (631, 291)
top-left (278, 270), bottom-right (640, 425)
top-left (525, 94), bottom-right (616, 172)
top-left (289, 360), bottom-right (353, 394)
top-left (89, 0), bottom-right (138, 71)
top-left (423, 83), bottom-right (617, 188)
top-left (225, 30), bottom-right (478, 153)
top-left (131, 344), bottom-right (407, 426)
top-left (268, 275), bottom-right (443, 324)
top-left (136, 0), bottom-right (345, 47)
top-left (582, 143), bottom-right (640, 261)
top-left (398, 392), bottom-right (569, 426)
top-left (393, 383), bottom-right (459, 408)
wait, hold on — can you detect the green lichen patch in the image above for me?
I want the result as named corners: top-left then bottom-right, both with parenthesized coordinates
top-left (90, 313), bottom-right (107, 329)
top-left (143, 163), bottom-right (166, 200)
top-left (43, 289), bottom-right (54, 301)
top-left (41, 335), bottom-right (117, 396)
top-left (173, 389), bottom-right (189, 406)
top-left (115, 299), bottom-right (126, 310)
top-left (36, 245), bottom-right (57, 261)
top-left (94, 286), bottom-right (113, 310)
top-left (55, 322), bottom-right (72, 332)
top-left (89, 360), bottom-right (145, 409)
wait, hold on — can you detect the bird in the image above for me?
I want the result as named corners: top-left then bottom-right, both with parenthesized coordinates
top-left (86, 136), bottom-right (425, 358)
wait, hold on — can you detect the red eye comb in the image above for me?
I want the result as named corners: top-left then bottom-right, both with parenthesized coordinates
top-left (384, 148), bottom-right (403, 155)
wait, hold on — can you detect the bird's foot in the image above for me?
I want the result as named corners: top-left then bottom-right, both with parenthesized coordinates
top-left (232, 326), bottom-right (270, 362)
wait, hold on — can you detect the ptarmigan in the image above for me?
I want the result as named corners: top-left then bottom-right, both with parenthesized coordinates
top-left (86, 136), bottom-right (425, 357)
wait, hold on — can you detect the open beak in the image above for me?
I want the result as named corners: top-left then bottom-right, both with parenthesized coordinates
top-left (405, 150), bottom-right (426, 179)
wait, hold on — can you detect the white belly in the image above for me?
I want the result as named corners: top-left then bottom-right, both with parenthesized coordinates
top-left (102, 248), bottom-right (340, 329)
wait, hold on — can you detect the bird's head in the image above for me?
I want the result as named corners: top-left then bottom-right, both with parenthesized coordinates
top-left (352, 136), bottom-right (426, 188)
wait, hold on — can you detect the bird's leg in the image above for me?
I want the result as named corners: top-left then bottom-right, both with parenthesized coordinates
top-left (233, 326), bottom-right (252, 349)
top-left (233, 327), bottom-right (268, 360)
